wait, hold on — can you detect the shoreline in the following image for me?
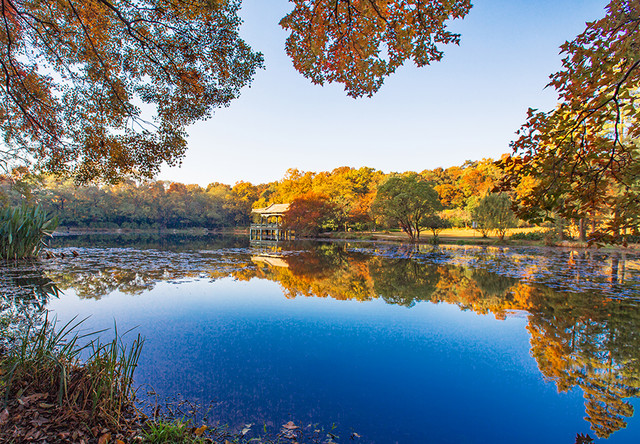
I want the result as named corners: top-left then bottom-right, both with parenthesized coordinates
top-left (50, 227), bottom-right (639, 254)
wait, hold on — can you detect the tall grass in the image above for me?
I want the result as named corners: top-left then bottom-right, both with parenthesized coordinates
top-left (0, 204), bottom-right (58, 260)
top-left (0, 315), bottom-right (144, 428)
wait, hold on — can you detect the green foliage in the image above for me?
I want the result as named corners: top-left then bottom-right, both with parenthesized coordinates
top-left (509, 231), bottom-right (546, 241)
top-left (142, 419), bottom-right (208, 444)
top-left (423, 214), bottom-right (451, 244)
top-left (441, 207), bottom-right (471, 228)
top-left (469, 193), bottom-right (516, 240)
top-left (372, 173), bottom-right (442, 242)
top-left (0, 204), bottom-right (58, 260)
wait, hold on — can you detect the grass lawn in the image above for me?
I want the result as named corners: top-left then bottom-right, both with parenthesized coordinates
top-left (367, 227), bottom-right (545, 243)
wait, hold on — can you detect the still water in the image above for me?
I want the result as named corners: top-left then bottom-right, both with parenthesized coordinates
top-left (2, 234), bottom-right (640, 443)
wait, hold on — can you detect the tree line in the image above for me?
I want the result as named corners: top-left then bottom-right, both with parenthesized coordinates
top-left (0, 160), bottom-right (516, 238)
top-left (4, 152), bottom-right (638, 243)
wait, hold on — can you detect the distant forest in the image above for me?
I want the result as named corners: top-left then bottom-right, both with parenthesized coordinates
top-left (0, 159), bottom-right (504, 231)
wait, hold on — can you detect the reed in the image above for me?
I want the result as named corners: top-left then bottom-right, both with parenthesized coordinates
top-left (1, 315), bottom-right (144, 430)
top-left (0, 204), bottom-right (58, 260)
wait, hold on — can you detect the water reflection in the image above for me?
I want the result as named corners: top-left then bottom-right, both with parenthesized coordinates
top-left (0, 261), bottom-right (60, 346)
top-left (2, 234), bottom-right (640, 440)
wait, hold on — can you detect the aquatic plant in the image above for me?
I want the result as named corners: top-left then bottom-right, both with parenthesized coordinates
top-left (142, 419), bottom-right (208, 444)
top-left (0, 204), bottom-right (58, 260)
top-left (0, 316), bottom-right (144, 441)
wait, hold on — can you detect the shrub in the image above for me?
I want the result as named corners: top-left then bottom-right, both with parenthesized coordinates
top-left (510, 231), bottom-right (546, 241)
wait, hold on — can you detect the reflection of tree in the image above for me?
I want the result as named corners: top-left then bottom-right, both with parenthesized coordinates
top-left (246, 246), bottom-right (376, 302)
top-left (5, 239), bottom-right (639, 439)
top-left (523, 286), bottom-right (640, 438)
top-left (0, 263), bottom-right (60, 345)
top-left (45, 234), bottom-right (252, 298)
top-left (369, 258), bottom-right (440, 307)
top-left (50, 233), bottom-right (249, 251)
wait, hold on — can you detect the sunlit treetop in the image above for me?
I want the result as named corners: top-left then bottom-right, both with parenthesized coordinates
top-left (280, 0), bottom-right (472, 97)
top-left (499, 0), bottom-right (640, 243)
top-left (0, 0), bottom-right (263, 182)
top-left (1, 0), bottom-right (471, 182)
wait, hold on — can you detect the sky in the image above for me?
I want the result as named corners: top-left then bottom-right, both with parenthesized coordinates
top-left (158, 0), bottom-right (610, 187)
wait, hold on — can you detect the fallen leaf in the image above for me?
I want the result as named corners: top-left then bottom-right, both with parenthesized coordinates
top-left (38, 403), bottom-right (54, 409)
top-left (241, 423), bottom-right (252, 435)
top-left (194, 425), bottom-right (207, 437)
top-left (30, 417), bottom-right (49, 426)
top-left (98, 432), bottom-right (111, 444)
top-left (23, 393), bottom-right (48, 403)
top-left (0, 409), bottom-right (9, 425)
top-left (282, 421), bottom-right (299, 430)
top-left (116, 440), bottom-right (125, 444)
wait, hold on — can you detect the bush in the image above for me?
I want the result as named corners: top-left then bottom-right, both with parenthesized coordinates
top-left (510, 231), bottom-right (546, 241)
top-left (0, 204), bottom-right (58, 260)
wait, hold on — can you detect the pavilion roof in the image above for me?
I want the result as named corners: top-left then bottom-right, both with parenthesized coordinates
top-left (251, 203), bottom-right (290, 216)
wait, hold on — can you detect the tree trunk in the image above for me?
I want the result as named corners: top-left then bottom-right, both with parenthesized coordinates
top-left (579, 218), bottom-right (586, 242)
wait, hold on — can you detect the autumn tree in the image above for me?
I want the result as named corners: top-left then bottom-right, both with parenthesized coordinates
top-left (1, 1), bottom-right (473, 182)
top-left (0, 0), bottom-right (262, 182)
top-left (312, 166), bottom-right (383, 230)
top-left (371, 173), bottom-right (441, 242)
top-left (499, 0), bottom-right (640, 244)
top-left (282, 191), bottom-right (336, 237)
top-left (281, 0), bottom-right (471, 97)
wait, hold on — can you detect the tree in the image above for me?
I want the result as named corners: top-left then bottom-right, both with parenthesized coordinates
top-left (282, 191), bottom-right (336, 237)
top-left (0, 0), bottom-right (263, 182)
top-left (371, 173), bottom-right (441, 242)
top-left (2, 1), bottom-right (471, 182)
top-left (469, 192), bottom-right (516, 240)
top-left (280, 0), bottom-right (471, 98)
top-left (499, 0), bottom-right (640, 244)
top-left (422, 214), bottom-right (450, 244)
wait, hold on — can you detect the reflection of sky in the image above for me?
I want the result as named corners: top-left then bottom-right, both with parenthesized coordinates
top-left (46, 277), bottom-right (640, 443)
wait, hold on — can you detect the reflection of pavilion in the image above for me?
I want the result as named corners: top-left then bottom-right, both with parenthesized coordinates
top-left (250, 203), bottom-right (293, 242)
top-left (251, 255), bottom-right (290, 268)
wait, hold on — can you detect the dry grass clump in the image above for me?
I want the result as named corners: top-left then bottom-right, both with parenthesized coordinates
top-left (0, 316), bottom-right (143, 443)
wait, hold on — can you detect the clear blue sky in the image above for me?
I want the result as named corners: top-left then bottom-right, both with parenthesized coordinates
top-left (158, 0), bottom-right (609, 187)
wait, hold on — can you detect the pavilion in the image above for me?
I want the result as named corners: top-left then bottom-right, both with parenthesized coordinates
top-left (249, 203), bottom-right (292, 241)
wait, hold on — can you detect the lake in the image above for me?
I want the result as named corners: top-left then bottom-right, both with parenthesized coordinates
top-left (2, 234), bottom-right (640, 443)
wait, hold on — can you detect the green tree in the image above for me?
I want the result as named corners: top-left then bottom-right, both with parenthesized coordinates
top-left (469, 192), bottom-right (516, 240)
top-left (372, 173), bottom-right (442, 242)
top-left (423, 214), bottom-right (451, 244)
top-left (499, 0), bottom-right (640, 244)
